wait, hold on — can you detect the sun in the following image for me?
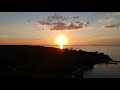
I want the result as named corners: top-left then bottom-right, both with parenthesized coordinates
top-left (58, 36), bottom-right (64, 45)
top-left (57, 35), bottom-right (68, 49)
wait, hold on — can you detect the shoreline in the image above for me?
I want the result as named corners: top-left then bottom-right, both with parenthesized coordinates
top-left (0, 45), bottom-right (113, 78)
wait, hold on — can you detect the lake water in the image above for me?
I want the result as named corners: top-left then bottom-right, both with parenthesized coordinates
top-left (46, 45), bottom-right (120, 78)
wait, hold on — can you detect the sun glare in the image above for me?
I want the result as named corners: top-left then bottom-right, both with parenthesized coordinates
top-left (58, 36), bottom-right (64, 45)
top-left (57, 35), bottom-right (68, 49)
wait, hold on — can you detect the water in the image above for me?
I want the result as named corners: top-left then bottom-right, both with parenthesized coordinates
top-left (46, 45), bottom-right (120, 78)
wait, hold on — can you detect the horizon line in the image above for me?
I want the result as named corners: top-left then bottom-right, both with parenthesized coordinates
top-left (0, 44), bottom-right (120, 46)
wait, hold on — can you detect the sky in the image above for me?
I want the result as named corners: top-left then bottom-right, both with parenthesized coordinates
top-left (0, 12), bottom-right (120, 45)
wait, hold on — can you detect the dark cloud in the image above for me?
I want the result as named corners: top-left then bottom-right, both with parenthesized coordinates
top-left (50, 22), bottom-right (67, 30)
top-left (104, 23), bottom-right (120, 29)
top-left (50, 21), bottom-right (89, 31)
top-left (38, 21), bottom-right (67, 26)
top-left (38, 21), bottom-right (89, 31)
top-left (41, 14), bottom-right (80, 21)
top-left (38, 21), bottom-right (55, 25)
top-left (37, 13), bottom-right (89, 31)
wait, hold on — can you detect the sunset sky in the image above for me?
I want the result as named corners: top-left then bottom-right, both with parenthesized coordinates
top-left (0, 12), bottom-right (120, 45)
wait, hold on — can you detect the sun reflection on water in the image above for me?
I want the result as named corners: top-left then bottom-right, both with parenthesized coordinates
top-left (60, 44), bottom-right (63, 49)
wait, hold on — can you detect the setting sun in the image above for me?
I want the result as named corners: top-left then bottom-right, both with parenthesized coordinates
top-left (58, 36), bottom-right (64, 45)
top-left (57, 36), bottom-right (64, 49)
top-left (57, 35), bottom-right (68, 45)
top-left (56, 35), bottom-right (68, 49)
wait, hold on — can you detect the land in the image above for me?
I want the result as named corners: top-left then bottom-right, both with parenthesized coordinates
top-left (0, 45), bottom-right (113, 78)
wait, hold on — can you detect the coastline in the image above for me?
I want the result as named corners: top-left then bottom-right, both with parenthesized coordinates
top-left (0, 45), bottom-right (114, 78)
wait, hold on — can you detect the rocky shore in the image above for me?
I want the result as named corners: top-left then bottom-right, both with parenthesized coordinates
top-left (0, 45), bottom-right (114, 78)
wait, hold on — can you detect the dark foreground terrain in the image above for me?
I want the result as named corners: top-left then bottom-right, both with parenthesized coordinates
top-left (0, 45), bottom-right (113, 78)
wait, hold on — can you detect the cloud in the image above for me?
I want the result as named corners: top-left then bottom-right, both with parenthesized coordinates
top-left (104, 23), bottom-right (120, 29)
top-left (38, 21), bottom-right (59, 25)
top-left (50, 21), bottom-right (89, 31)
top-left (98, 18), bottom-right (116, 23)
top-left (41, 15), bottom-right (79, 21)
top-left (37, 14), bottom-right (89, 31)
top-left (114, 12), bottom-right (120, 16)
top-left (50, 22), bottom-right (67, 30)
top-left (38, 21), bottom-right (89, 31)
